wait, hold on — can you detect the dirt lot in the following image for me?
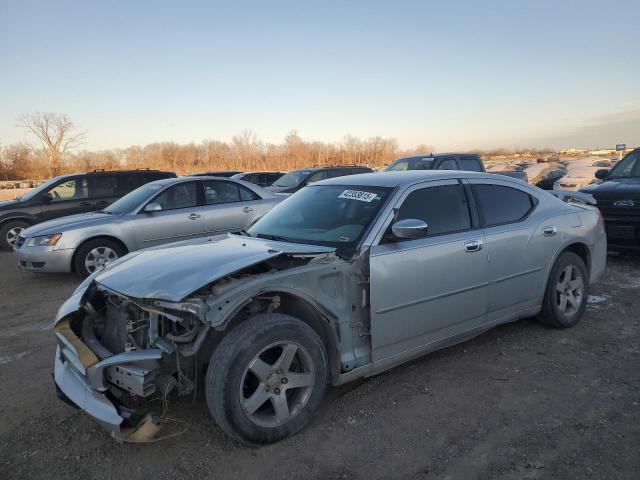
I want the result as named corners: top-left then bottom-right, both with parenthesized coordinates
top-left (0, 251), bottom-right (639, 480)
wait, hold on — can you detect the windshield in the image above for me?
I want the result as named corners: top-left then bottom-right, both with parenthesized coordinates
top-left (385, 157), bottom-right (434, 171)
top-left (248, 184), bottom-right (392, 252)
top-left (271, 170), bottom-right (309, 188)
top-left (103, 183), bottom-right (164, 214)
top-left (608, 151), bottom-right (640, 178)
top-left (19, 176), bottom-right (68, 201)
top-left (592, 160), bottom-right (611, 167)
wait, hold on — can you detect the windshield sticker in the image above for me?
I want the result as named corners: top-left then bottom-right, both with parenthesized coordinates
top-left (338, 190), bottom-right (377, 202)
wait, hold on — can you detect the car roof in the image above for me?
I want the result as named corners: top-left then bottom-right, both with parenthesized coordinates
top-left (396, 153), bottom-right (480, 160)
top-left (317, 170), bottom-right (495, 188)
top-left (293, 165), bottom-right (371, 173)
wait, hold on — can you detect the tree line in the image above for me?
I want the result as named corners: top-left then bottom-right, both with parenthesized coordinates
top-left (0, 113), bottom-right (557, 181)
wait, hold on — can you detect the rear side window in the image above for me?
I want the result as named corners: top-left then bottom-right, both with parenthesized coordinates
top-left (203, 181), bottom-right (258, 204)
top-left (395, 184), bottom-right (471, 237)
top-left (90, 175), bottom-right (124, 198)
top-left (460, 156), bottom-right (483, 172)
top-left (437, 158), bottom-right (459, 170)
top-left (473, 184), bottom-right (534, 227)
top-left (308, 171), bottom-right (329, 183)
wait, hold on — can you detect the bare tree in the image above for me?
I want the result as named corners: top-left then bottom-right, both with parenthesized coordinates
top-left (16, 113), bottom-right (86, 177)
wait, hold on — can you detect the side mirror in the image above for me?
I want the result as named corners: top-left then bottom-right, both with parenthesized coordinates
top-left (391, 218), bottom-right (428, 240)
top-left (143, 202), bottom-right (163, 213)
top-left (41, 193), bottom-right (52, 204)
top-left (595, 169), bottom-right (609, 180)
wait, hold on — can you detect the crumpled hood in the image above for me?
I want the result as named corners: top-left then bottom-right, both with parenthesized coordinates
top-left (94, 234), bottom-right (336, 302)
top-left (22, 211), bottom-right (119, 237)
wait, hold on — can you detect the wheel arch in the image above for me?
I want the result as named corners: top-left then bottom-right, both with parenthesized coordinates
top-left (0, 215), bottom-right (36, 229)
top-left (543, 241), bottom-right (591, 293)
top-left (70, 235), bottom-right (129, 272)
top-left (210, 289), bottom-right (342, 385)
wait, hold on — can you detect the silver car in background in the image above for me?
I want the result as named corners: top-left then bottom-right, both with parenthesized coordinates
top-left (14, 176), bottom-right (281, 276)
top-left (51, 171), bottom-right (606, 444)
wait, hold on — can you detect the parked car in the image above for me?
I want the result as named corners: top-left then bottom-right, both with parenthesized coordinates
top-left (52, 170), bottom-right (606, 444)
top-left (191, 171), bottom-right (243, 178)
top-left (534, 166), bottom-right (567, 190)
top-left (581, 147), bottom-right (640, 252)
top-left (554, 159), bottom-right (612, 191)
top-left (231, 172), bottom-right (284, 188)
top-left (486, 164), bottom-right (528, 183)
top-left (385, 153), bottom-right (485, 172)
top-left (267, 165), bottom-right (373, 194)
top-left (14, 176), bottom-right (280, 277)
top-left (0, 169), bottom-right (175, 250)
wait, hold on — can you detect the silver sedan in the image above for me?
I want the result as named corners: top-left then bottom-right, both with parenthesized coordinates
top-left (51, 171), bottom-right (607, 443)
top-left (14, 176), bottom-right (281, 276)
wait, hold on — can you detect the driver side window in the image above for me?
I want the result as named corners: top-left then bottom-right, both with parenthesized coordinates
top-left (386, 184), bottom-right (472, 242)
top-left (47, 178), bottom-right (88, 202)
top-left (152, 182), bottom-right (197, 210)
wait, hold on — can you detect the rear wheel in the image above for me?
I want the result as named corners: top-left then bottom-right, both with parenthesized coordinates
top-left (73, 238), bottom-right (125, 277)
top-left (206, 313), bottom-right (328, 444)
top-left (538, 251), bottom-right (589, 328)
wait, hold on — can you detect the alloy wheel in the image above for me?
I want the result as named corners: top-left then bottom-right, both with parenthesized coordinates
top-left (555, 265), bottom-right (584, 316)
top-left (84, 246), bottom-right (118, 273)
top-left (6, 227), bottom-right (23, 247)
top-left (239, 341), bottom-right (315, 427)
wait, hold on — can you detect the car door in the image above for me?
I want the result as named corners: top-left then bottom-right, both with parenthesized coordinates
top-left (201, 180), bottom-right (264, 234)
top-left (39, 176), bottom-right (93, 220)
top-left (133, 181), bottom-right (204, 248)
top-left (369, 180), bottom-right (489, 363)
top-left (468, 179), bottom-right (554, 322)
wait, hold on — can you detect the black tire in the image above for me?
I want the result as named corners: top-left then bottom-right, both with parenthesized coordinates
top-left (73, 238), bottom-right (125, 278)
top-left (206, 313), bottom-right (328, 444)
top-left (0, 220), bottom-right (30, 250)
top-left (538, 251), bottom-right (589, 328)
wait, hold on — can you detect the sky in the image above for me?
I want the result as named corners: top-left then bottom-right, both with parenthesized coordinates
top-left (1, 0), bottom-right (639, 152)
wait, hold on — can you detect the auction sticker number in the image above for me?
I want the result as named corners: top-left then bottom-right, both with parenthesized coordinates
top-left (338, 190), bottom-right (377, 202)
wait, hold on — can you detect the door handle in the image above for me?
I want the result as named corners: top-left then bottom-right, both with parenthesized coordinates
top-left (542, 226), bottom-right (557, 237)
top-left (242, 207), bottom-right (254, 213)
top-left (464, 240), bottom-right (483, 252)
top-left (79, 201), bottom-right (91, 207)
top-left (188, 213), bottom-right (202, 220)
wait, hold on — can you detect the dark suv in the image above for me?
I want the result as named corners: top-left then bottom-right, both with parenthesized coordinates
top-left (0, 169), bottom-right (175, 249)
top-left (268, 165), bottom-right (374, 194)
top-left (581, 147), bottom-right (640, 253)
top-left (385, 153), bottom-right (485, 172)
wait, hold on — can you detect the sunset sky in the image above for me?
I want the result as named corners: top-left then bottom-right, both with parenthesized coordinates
top-left (1, 0), bottom-right (638, 151)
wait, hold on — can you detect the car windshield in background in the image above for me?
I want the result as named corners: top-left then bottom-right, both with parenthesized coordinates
top-left (271, 170), bottom-right (309, 188)
top-left (102, 183), bottom-right (164, 214)
top-left (385, 157), bottom-right (434, 171)
top-left (248, 184), bottom-right (392, 250)
top-left (607, 151), bottom-right (640, 178)
top-left (592, 160), bottom-right (612, 167)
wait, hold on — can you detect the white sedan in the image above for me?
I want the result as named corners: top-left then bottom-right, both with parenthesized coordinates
top-left (554, 159), bottom-right (612, 191)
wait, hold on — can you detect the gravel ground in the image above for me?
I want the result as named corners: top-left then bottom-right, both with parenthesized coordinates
top-left (0, 251), bottom-right (639, 479)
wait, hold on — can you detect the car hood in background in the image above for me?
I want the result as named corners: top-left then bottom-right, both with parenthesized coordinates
top-left (581, 178), bottom-right (640, 197)
top-left (21, 212), bottom-right (121, 237)
top-left (94, 234), bottom-right (336, 302)
top-left (0, 198), bottom-right (23, 209)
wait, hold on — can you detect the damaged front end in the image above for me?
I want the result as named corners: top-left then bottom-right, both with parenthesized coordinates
top-left (53, 281), bottom-right (210, 442)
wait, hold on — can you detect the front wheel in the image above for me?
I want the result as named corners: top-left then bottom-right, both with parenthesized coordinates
top-left (73, 238), bottom-right (125, 278)
top-left (0, 220), bottom-right (30, 250)
top-left (206, 314), bottom-right (328, 444)
top-left (538, 251), bottom-right (589, 328)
